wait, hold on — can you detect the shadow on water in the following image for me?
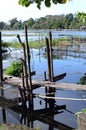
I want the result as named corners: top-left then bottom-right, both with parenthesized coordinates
top-left (0, 83), bottom-right (73, 130)
top-left (1, 82), bottom-right (86, 129)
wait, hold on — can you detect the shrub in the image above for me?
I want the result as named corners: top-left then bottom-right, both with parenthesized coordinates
top-left (4, 61), bottom-right (22, 77)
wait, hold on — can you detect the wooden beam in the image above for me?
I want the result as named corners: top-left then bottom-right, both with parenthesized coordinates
top-left (3, 76), bottom-right (86, 91)
top-left (53, 73), bottom-right (66, 82)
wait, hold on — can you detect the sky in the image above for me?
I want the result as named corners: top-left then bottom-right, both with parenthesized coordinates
top-left (0, 0), bottom-right (86, 23)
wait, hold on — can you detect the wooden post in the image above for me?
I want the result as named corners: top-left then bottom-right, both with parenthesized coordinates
top-left (45, 32), bottom-right (55, 106)
top-left (17, 34), bottom-right (29, 89)
top-left (44, 71), bottom-right (48, 108)
top-left (25, 26), bottom-right (32, 90)
top-left (24, 25), bottom-right (33, 107)
top-left (45, 37), bottom-right (51, 81)
top-left (49, 31), bottom-right (54, 82)
top-left (0, 32), bottom-right (6, 122)
top-left (0, 31), bottom-right (3, 82)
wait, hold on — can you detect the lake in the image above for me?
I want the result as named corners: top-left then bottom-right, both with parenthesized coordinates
top-left (1, 29), bottom-right (86, 42)
top-left (0, 29), bottom-right (86, 130)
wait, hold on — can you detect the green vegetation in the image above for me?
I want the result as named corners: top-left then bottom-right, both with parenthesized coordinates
top-left (2, 40), bottom-right (46, 49)
top-left (4, 61), bottom-right (22, 77)
top-left (0, 124), bottom-right (38, 130)
top-left (2, 37), bottom-right (73, 50)
top-left (18, 0), bottom-right (67, 9)
top-left (78, 74), bottom-right (86, 85)
top-left (2, 42), bottom-right (21, 49)
top-left (75, 108), bottom-right (86, 116)
top-left (0, 12), bottom-right (86, 30)
top-left (28, 40), bottom-right (46, 49)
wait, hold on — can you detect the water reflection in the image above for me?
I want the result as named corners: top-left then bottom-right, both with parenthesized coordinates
top-left (0, 82), bottom-right (86, 129)
top-left (1, 88), bottom-right (6, 123)
top-left (1, 44), bottom-right (86, 129)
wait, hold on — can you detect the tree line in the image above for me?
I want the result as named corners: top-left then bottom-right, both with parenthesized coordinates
top-left (0, 12), bottom-right (86, 30)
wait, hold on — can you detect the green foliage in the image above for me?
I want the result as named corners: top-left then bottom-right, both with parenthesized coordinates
top-left (0, 12), bottom-right (86, 30)
top-left (45, 0), bottom-right (51, 7)
top-left (3, 42), bottom-right (22, 48)
top-left (76, 12), bottom-right (86, 25)
top-left (29, 40), bottom-right (46, 48)
top-left (78, 75), bottom-right (86, 85)
top-left (52, 39), bottom-right (57, 46)
top-left (18, 0), bottom-right (68, 9)
top-left (4, 61), bottom-right (22, 77)
top-left (75, 108), bottom-right (86, 116)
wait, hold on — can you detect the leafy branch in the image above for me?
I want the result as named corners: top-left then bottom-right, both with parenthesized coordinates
top-left (18, 0), bottom-right (70, 9)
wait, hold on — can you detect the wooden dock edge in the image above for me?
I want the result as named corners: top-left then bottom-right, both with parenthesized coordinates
top-left (2, 75), bottom-right (86, 91)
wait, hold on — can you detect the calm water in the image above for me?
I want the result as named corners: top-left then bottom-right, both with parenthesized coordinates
top-left (1, 29), bottom-right (86, 42)
top-left (0, 30), bottom-right (86, 129)
top-left (1, 47), bottom-right (86, 129)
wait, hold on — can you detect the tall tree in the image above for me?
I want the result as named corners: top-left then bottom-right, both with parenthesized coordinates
top-left (8, 17), bottom-right (18, 29)
top-left (76, 12), bottom-right (86, 26)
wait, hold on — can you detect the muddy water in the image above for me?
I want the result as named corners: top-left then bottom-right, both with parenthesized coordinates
top-left (0, 47), bottom-right (86, 130)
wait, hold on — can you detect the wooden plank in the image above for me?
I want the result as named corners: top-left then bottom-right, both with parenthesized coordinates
top-left (30, 71), bottom-right (36, 76)
top-left (3, 76), bottom-right (86, 91)
top-left (32, 80), bottom-right (86, 91)
top-left (53, 73), bottom-right (66, 82)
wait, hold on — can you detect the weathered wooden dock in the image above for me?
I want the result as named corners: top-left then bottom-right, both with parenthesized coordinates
top-left (3, 75), bottom-right (86, 91)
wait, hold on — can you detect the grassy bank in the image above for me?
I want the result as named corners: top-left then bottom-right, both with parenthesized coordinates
top-left (2, 37), bottom-right (73, 49)
top-left (2, 40), bottom-right (45, 49)
top-left (0, 124), bottom-right (40, 130)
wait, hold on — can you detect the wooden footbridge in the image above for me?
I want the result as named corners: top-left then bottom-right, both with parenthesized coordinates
top-left (0, 28), bottom-right (86, 130)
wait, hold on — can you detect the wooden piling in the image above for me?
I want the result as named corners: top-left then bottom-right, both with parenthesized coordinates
top-left (45, 37), bottom-right (51, 81)
top-left (48, 31), bottom-right (54, 82)
top-left (17, 34), bottom-right (29, 89)
top-left (0, 32), bottom-right (6, 122)
top-left (0, 31), bottom-right (3, 82)
top-left (25, 25), bottom-right (33, 107)
top-left (45, 32), bottom-right (55, 106)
